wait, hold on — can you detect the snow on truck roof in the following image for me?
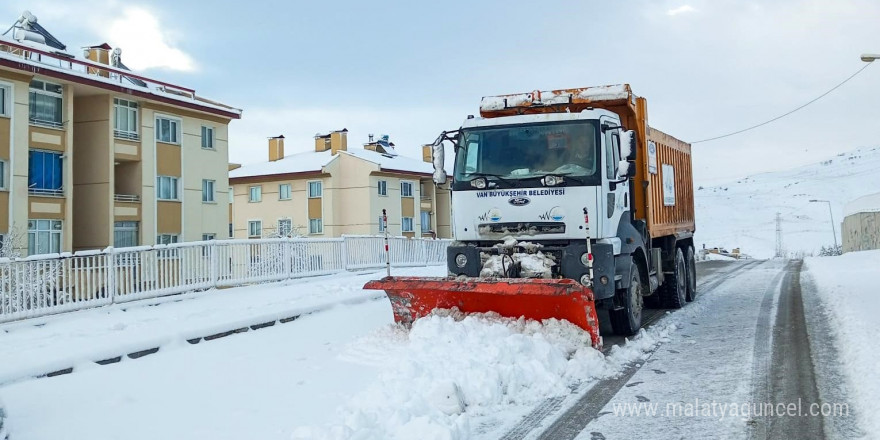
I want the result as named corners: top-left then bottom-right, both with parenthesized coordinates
top-left (480, 84), bottom-right (632, 116)
top-left (229, 147), bottom-right (434, 180)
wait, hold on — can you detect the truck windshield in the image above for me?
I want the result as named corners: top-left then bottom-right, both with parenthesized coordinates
top-left (454, 121), bottom-right (600, 189)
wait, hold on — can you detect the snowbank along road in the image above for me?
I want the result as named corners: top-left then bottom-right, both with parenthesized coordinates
top-left (0, 260), bottom-right (863, 439)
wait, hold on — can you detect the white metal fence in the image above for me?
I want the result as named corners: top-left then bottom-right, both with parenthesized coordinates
top-left (0, 236), bottom-right (451, 324)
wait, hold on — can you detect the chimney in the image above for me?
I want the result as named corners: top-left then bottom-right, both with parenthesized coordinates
top-left (422, 144), bottom-right (433, 163)
top-left (314, 134), bottom-right (330, 152)
top-left (84, 43), bottom-right (112, 77)
top-left (269, 135), bottom-right (285, 161)
top-left (330, 128), bottom-right (348, 155)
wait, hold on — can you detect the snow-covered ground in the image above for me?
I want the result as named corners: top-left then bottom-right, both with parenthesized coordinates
top-left (694, 146), bottom-right (880, 258)
top-left (0, 265), bottom-right (667, 440)
top-left (804, 250), bottom-right (880, 437)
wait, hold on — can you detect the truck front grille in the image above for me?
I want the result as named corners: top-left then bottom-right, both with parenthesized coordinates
top-left (477, 222), bottom-right (566, 236)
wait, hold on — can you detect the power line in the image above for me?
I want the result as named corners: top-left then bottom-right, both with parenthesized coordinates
top-left (690, 63), bottom-right (874, 144)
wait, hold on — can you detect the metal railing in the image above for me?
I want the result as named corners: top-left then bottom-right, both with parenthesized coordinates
top-left (28, 188), bottom-right (63, 197)
top-left (0, 235), bottom-right (451, 323)
top-left (29, 118), bottom-right (64, 130)
top-left (113, 130), bottom-right (139, 141)
top-left (114, 194), bottom-right (140, 203)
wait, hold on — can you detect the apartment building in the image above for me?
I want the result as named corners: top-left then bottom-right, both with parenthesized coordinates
top-left (229, 131), bottom-right (451, 239)
top-left (0, 11), bottom-right (241, 255)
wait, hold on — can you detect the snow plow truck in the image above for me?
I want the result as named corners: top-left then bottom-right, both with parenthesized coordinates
top-left (365, 84), bottom-right (696, 349)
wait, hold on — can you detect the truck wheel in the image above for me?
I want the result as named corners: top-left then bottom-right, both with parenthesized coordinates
top-left (610, 262), bottom-right (643, 336)
top-left (685, 246), bottom-right (697, 301)
top-left (660, 248), bottom-right (687, 309)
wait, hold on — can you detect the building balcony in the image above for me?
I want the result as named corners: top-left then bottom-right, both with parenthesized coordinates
top-left (114, 194), bottom-right (140, 203)
top-left (113, 129), bottom-right (139, 142)
top-left (114, 194), bottom-right (141, 220)
top-left (28, 187), bottom-right (63, 197)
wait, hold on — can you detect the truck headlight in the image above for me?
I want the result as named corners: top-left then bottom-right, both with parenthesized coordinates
top-left (470, 177), bottom-right (488, 189)
top-left (580, 253), bottom-right (591, 266)
top-left (580, 274), bottom-right (592, 286)
top-left (455, 254), bottom-right (468, 268)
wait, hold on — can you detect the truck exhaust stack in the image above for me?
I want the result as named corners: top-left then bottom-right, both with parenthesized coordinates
top-left (364, 277), bottom-right (602, 350)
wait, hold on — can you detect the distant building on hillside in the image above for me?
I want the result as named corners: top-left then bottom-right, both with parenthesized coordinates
top-left (841, 192), bottom-right (880, 253)
top-left (228, 131), bottom-right (451, 239)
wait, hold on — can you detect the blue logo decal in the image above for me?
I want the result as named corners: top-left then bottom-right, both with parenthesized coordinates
top-left (509, 197), bottom-right (530, 207)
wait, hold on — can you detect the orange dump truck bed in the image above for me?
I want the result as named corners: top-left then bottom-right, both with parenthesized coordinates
top-left (479, 84), bottom-right (695, 239)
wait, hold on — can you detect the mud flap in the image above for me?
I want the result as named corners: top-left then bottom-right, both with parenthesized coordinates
top-left (364, 277), bottom-right (602, 349)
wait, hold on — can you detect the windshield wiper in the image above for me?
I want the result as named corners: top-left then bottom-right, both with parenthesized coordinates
top-left (467, 172), bottom-right (515, 187)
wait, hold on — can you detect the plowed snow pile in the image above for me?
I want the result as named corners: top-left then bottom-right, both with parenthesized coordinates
top-left (293, 312), bottom-right (672, 439)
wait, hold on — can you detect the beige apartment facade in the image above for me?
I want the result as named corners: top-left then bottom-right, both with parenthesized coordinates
top-left (229, 131), bottom-right (451, 239)
top-left (0, 13), bottom-right (241, 255)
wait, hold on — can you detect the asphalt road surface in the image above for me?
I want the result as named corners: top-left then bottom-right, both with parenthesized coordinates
top-left (498, 259), bottom-right (860, 440)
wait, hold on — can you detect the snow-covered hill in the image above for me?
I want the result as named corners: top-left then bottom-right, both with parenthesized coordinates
top-left (694, 146), bottom-right (880, 259)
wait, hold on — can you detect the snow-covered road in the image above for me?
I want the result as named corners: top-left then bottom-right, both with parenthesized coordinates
top-left (0, 259), bottom-right (867, 439)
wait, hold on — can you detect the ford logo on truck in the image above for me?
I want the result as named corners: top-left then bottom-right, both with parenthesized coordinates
top-left (508, 197), bottom-right (530, 206)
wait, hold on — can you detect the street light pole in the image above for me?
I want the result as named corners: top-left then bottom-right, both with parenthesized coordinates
top-left (809, 199), bottom-right (838, 248)
top-left (861, 54), bottom-right (880, 62)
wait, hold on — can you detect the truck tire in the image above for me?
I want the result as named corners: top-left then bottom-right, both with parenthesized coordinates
top-left (686, 246), bottom-right (697, 301)
top-left (610, 261), bottom-right (644, 336)
top-left (660, 248), bottom-right (687, 309)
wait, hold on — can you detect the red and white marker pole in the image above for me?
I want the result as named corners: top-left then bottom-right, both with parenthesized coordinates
top-left (383, 208), bottom-right (391, 277)
top-left (583, 207), bottom-right (593, 284)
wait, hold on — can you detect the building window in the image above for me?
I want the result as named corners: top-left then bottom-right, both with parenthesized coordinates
top-left (156, 234), bottom-right (179, 245)
top-left (421, 211), bottom-right (431, 233)
top-left (202, 233), bottom-right (215, 241)
top-left (201, 126), bottom-right (214, 150)
top-left (279, 183), bottom-right (291, 200)
top-left (0, 84), bottom-right (10, 117)
top-left (278, 218), bottom-right (292, 237)
top-left (309, 218), bottom-right (323, 234)
top-left (28, 150), bottom-right (63, 196)
top-left (29, 80), bottom-right (63, 128)
top-left (378, 216), bottom-right (385, 232)
top-left (28, 219), bottom-right (62, 255)
top-left (156, 176), bottom-right (179, 201)
top-left (400, 181), bottom-right (413, 198)
top-left (0, 159), bottom-right (7, 190)
top-left (308, 181), bottom-right (322, 198)
top-left (114, 221), bottom-right (139, 248)
top-left (401, 217), bottom-right (414, 232)
top-left (378, 180), bottom-right (387, 196)
top-left (202, 179), bottom-right (215, 203)
top-left (249, 185), bottom-right (262, 202)
top-left (156, 117), bottom-right (180, 144)
top-left (113, 98), bottom-right (138, 140)
top-left (248, 220), bottom-right (262, 238)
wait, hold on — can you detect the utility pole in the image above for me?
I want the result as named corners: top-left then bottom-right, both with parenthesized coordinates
top-left (775, 212), bottom-right (784, 258)
top-left (809, 199), bottom-right (838, 249)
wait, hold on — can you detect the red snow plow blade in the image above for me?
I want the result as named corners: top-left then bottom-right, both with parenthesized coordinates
top-left (363, 277), bottom-right (602, 349)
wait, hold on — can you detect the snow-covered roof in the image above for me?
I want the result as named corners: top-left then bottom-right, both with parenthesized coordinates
top-left (229, 147), bottom-right (433, 180)
top-left (844, 192), bottom-right (880, 217)
top-left (0, 33), bottom-right (240, 118)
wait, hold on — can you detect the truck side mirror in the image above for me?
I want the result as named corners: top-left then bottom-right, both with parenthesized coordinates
top-left (617, 160), bottom-right (636, 179)
top-left (432, 140), bottom-right (447, 185)
top-left (621, 130), bottom-right (637, 161)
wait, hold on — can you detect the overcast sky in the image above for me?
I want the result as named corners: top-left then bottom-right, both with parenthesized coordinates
top-left (3, 0), bottom-right (879, 184)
